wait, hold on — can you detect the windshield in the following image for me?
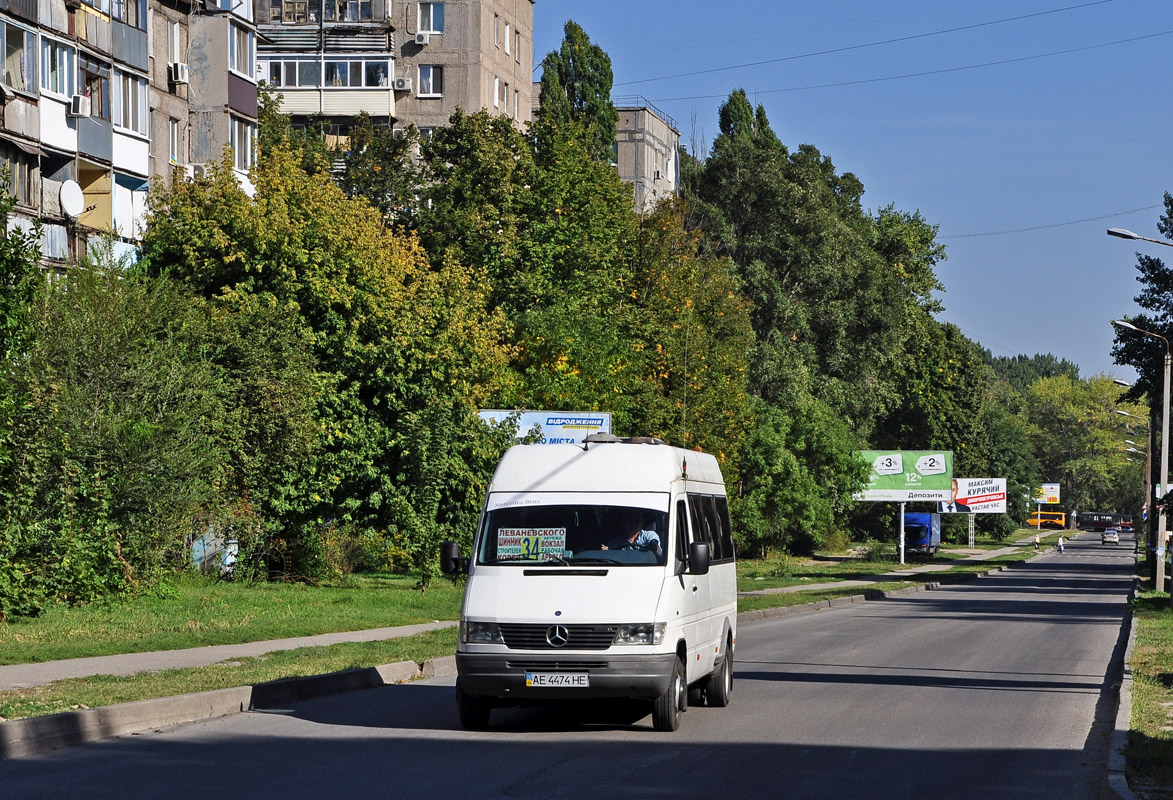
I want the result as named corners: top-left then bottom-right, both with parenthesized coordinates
top-left (476, 503), bottom-right (669, 566)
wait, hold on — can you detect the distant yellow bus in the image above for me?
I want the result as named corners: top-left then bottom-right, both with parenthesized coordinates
top-left (1027, 511), bottom-right (1066, 529)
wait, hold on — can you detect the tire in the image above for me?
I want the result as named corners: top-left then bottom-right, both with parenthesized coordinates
top-left (688, 684), bottom-right (706, 707)
top-left (653, 656), bottom-right (686, 732)
top-left (705, 639), bottom-right (733, 708)
top-left (455, 679), bottom-right (492, 730)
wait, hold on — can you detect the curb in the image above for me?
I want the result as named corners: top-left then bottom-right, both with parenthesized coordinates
top-left (1103, 580), bottom-right (1140, 800)
top-left (0, 655), bottom-right (458, 761)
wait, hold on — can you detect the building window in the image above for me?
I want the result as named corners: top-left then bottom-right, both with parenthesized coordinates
top-left (493, 15), bottom-right (501, 48)
top-left (492, 76), bottom-right (499, 108)
top-left (3, 23), bottom-right (34, 94)
top-left (0, 142), bottom-right (37, 209)
top-left (229, 23), bottom-right (254, 78)
top-left (514, 31), bottom-right (521, 64)
top-left (229, 116), bottom-right (256, 172)
top-left (282, 1), bottom-right (308, 22)
top-left (419, 3), bottom-right (444, 32)
top-left (513, 88), bottom-right (519, 120)
top-left (326, 1), bottom-right (372, 22)
top-left (112, 0), bottom-right (143, 29)
top-left (80, 55), bottom-right (111, 120)
top-left (418, 65), bottom-right (443, 97)
top-left (504, 22), bottom-right (511, 55)
top-left (81, 0), bottom-right (110, 11)
top-left (168, 20), bottom-right (182, 63)
top-left (113, 70), bottom-right (148, 136)
top-left (41, 39), bottom-right (76, 97)
top-left (169, 118), bottom-right (181, 164)
top-left (266, 58), bottom-right (388, 88)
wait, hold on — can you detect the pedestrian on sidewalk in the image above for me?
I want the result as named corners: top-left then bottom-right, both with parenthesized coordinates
top-left (1034, 533), bottom-right (1040, 552)
top-left (1057, 535), bottom-right (1065, 554)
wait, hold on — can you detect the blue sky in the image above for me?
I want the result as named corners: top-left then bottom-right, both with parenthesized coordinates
top-left (533, 0), bottom-right (1173, 381)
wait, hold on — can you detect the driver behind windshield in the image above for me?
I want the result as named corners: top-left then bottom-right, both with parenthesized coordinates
top-left (602, 509), bottom-right (662, 557)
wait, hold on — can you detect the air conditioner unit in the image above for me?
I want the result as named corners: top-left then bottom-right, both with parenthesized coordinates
top-left (393, 76), bottom-right (412, 92)
top-left (169, 62), bottom-right (190, 85)
top-left (181, 164), bottom-right (194, 181)
top-left (67, 94), bottom-right (91, 118)
top-left (414, 31), bottom-right (430, 46)
top-left (191, 164), bottom-right (209, 179)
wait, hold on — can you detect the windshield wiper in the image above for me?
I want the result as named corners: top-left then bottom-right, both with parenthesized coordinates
top-left (566, 557), bottom-right (622, 565)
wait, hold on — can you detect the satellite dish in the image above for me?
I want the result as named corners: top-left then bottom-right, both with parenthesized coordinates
top-left (59, 180), bottom-right (84, 218)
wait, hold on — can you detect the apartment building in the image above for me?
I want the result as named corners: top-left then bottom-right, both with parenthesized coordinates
top-left (0, 0), bottom-right (256, 265)
top-left (613, 96), bottom-right (680, 214)
top-left (256, 0), bottom-right (534, 137)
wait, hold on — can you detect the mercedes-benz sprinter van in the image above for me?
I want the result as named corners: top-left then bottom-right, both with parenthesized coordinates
top-left (440, 434), bottom-right (737, 732)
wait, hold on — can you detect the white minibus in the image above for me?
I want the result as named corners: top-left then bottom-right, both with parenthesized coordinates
top-left (440, 434), bottom-right (737, 731)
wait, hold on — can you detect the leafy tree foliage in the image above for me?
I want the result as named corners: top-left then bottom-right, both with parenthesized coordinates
top-left (984, 351), bottom-right (1081, 394)
top-left (1020, 375), bottom-right (1142, 514)
top-left (537, 21), bottom-right (619, 163)
top-left (140, 147), bottom-right (511, 584)
top-left (2, 262), bottom-right (222, 616)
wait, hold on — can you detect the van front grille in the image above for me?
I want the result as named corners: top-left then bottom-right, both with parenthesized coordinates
top-left (498, 623), bottom-right (616, 650)
top-left (507, 660), bottom-right (607, 671)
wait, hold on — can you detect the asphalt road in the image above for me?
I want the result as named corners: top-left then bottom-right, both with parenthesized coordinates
top-left (0, 533), bottom-right (1134, 800)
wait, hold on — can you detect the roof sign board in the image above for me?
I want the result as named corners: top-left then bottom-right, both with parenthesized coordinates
top-left (478, 409), bottom-right (612, 445)
top-left (854, 450), bottom-right (953, 502)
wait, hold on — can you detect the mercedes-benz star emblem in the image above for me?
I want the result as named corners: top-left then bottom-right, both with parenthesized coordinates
top-left (546, 624), bottom-right (569, 647)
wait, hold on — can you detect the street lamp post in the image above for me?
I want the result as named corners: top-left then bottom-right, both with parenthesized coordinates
top-left (1118, 404), bottom-right (1153, 559)
top-left (1112, 320), bottom-right (1171, 595)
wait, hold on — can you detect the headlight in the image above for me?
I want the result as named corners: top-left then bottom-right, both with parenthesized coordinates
top-left (461, 620), bottom-right (504, 644)
top-left (614, 622), bottom-right (666, 645)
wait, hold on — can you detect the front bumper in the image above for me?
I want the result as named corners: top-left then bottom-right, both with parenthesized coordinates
top-left (456, 652), bottom-right (678, 700)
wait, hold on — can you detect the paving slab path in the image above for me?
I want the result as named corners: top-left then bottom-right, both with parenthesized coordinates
top-left (0, 621), bottom-right (458, 692)
top-left (0, 532), bottom-right (1067, 692)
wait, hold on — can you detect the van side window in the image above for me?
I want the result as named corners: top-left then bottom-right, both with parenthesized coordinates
top-left (713, 496), bottom-right (735, 562)
top-left (675, 498), bottom-right (688, 565)
top-left (687, 494), bottom-right (712, 550)
top-left (701, 495), bottom-right (724, 561)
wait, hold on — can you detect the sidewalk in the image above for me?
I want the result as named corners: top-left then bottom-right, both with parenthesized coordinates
top-left (738, 535), bottom-right (1041, 598)
top-left (3, 535), bottom-right (1052, 692)
top-left (0, 621), bottom-right (457, 693)
top-left (0, 531), bottom-right (1082, 762)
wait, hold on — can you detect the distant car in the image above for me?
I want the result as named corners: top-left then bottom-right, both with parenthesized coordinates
top-left (1121, 522), bottom-right (1135, 534)
top-left (1102, 527), bottom-right (1120, 545)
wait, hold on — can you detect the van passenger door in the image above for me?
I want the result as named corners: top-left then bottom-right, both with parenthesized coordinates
top-left (686, 494), bottom-right (714, 680)
top-left (672, 498), bottom-right (702, 678)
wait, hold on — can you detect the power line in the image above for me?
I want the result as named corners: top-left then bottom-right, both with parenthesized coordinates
top-left (650, 30), bottom-right (1173, 102)
top-left (942, 205), bottom-right (1165, 239)
top-left (616, 0), bottom-right (1113, 87)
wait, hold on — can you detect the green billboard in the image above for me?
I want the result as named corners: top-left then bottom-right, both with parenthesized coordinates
top-left (854, 450), bottom-right (954, 502)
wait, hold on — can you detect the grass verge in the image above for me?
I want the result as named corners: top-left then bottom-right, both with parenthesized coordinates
top-left (1127, 585), bottom-right (1173, 799)
top-left (0, 627), bottom-right (458, 721)
top-left (0, 573), bottom-right (463, 665)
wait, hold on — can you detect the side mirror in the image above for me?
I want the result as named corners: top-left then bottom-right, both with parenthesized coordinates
top-left (440, 540), bottom-right (464, 575)
top-left (689, 541), bottom-right (710, 575)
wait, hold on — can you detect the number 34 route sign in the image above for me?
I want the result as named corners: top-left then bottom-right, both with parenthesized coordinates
top-left (853, 450), bottom-right (954, 502)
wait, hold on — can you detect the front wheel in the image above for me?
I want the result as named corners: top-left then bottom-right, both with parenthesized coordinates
top-left (455, 679), bottom-right (492, 730)
top-left (652, 656), bottom-right (686, 731)
top-left (705, 640), bottom-right (733, 708)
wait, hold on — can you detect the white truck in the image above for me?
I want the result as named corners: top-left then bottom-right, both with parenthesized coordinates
top-left (440, 434), bottom-right (738, 731)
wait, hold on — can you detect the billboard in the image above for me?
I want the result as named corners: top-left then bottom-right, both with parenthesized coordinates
top-left (854, 450), bottom-right (953, 502)
top-left (938, 478), bottom-right (1007, 514)
top-left (478, 410), bottom-right (612, 445)
top-left (1034, 483), bottom-right (1061, 504)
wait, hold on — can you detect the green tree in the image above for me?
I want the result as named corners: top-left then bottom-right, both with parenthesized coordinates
top-left (537, 21), bottom-right (619, 163)
top-left (2, 261), bottom-right (222, 616)
top-left (140, 147), bottom-right (511, 583)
